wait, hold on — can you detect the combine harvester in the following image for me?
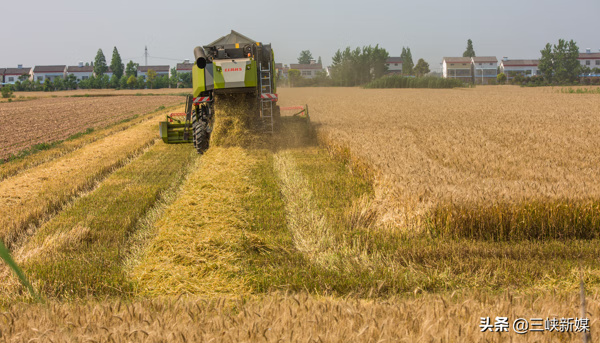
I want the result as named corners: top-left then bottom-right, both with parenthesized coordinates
top-left (159, 30), bottom-right (308, 153)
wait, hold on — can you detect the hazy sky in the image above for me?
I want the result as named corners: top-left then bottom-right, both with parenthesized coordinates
top-left (3, 0), bottom-right (598, 72)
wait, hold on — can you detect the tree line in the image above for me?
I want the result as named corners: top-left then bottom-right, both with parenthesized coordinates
top-left (9, 47), bottom-right (193, 92)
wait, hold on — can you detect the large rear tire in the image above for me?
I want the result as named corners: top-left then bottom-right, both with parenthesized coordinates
top-left (192, 105), bottom-right (211, 154)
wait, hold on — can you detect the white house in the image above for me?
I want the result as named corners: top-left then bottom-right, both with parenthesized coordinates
top-left (67, 63), bottom-right (93, 81)
top-left (442, 57), bottom-right (472, 80)
top-left (385, 57), bottom-right (403, 75)
top-left (138, 65), bottom-right (170, 79)
top-left (176, 61), bottom-right (193, 74)
top-left (32, 65), bottom-right (67, 83)
top-left (578, 48), bottom-right (600, 71)
top-left (472, 56), bottom-right (498, 84)
top-left (289, 60), bottom-right (323, 79)
top-left (2, 65), bottom-right (31, 84)
top-left (499, 58), bottom-right (539, 79)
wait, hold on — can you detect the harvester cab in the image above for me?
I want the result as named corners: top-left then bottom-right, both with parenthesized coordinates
top-left (159, 30), bottom-right (282, 153)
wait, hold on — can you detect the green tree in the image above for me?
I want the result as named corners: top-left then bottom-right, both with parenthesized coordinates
top-left (463, 39), bottom-right (476, 58)
top-left (539, 39), bottom-right (580, 84)
top-left (127, 75), bottom-right (137, 89)
top-left (179, 72), bottom-right (192, 88)
top-left (65, 74), bottom-right (78, 89)
top-left (126, 60), bottom-right (138, 78)
top-left (146, 69), bottom-right (157, 89)
top-left (169, 67), bottom-right (179, 87)
top-left (288, 69), bottom-right (301, 87)
top-left (1, 86), bottom-right (13, 98)
top-left (330, 45), bottom-right (389, 86)
top-left (85, 62), bottom-right (90, 67)
top-left (297, 50), bottom-right (313, 64)
top-left (119, 75), bottom-right (128, 89)
top-left (497, 73), bottom-right (507, 84)
top-left (18, 73), bottom-right (29, 82)
top-left (110, 47), bottom-right (124, 79)
top-left (414, 58), bottom-right (430, 77)
top-left (109, 75), bottom-right (118, 88)
top-left (52, 77), bottom-right (63, 91)
top-left (538, 43), bottom-right (554, 82)
top-left (137, 75), bottom-right (145, 89)
top-left (94, 49), bottom-right (108, 76)
top-left (318, 56), bottom-right (322, 65)
top-left (100, 75), bottom-right (110, 89)
top-left (404, 48), bottom-right (414, 75)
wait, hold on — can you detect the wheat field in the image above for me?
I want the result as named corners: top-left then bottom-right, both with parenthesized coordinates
top-left (2, 86), bottom-right (599, 341)
top-left (278, 86), bottom-right (600, 239)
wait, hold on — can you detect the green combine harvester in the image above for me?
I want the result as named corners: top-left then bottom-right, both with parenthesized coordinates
top-left (159, 30), bottom-right (282, 153)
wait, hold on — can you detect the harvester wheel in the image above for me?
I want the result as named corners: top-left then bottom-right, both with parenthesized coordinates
top-left (192, 105), bottom-right (211, 154)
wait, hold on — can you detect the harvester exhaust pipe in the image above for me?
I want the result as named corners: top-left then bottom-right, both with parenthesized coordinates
top-left (194, 46), bottom-right (208, 69)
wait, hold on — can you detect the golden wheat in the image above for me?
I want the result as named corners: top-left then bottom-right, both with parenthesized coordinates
top-left (1, 291), bottom-right (597, 342)
top-left (278, 87), bottom-right (600, 239)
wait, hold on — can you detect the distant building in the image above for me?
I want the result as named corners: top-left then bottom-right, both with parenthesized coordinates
top-left (138, 65), bottom-right (170, 79)
top-left (32, 65), bottom-right (67, 83)
top-left (289, 60), bottom-right (323, 79)
top-left (176, 61), bottom-right (194, 74)
top-left (578, 49), bottom-right (600, 75)
top-left (472, 56), bottom-right (498, 84)
top-left (442, 57), bottom-right (472, 80)
top-left (499, 58), bottom-right (540, 79)
top-left (67, 63), bottom-right (93, 81)
top-left (385, 57), bottom-right (403, 75)
top-left (2, 65), bottom-right (31, 84)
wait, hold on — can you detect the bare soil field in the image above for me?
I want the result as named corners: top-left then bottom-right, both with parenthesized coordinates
top-left (278, 86), bottom-right (600, 238)
top-left (0, 96), bottom-right (182, 159)
top-left (7, 88), bottom-right (192, 99)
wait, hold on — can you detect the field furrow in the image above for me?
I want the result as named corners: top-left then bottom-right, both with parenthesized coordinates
top-left (0, 107), bottom-right (181, 249)
top-left (0, 96), bottom-right (183, 160)
top-left (0, 104), bottom-right (181, 182)
top-left (0, 141), bottom-right (196, 300)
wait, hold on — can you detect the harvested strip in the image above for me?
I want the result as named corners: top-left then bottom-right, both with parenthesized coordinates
top-left (0, 111), bottom-right (172, 248)
top-left (0, 142), bottom-right (196, 300)
top-left (133, 147), bottom-right (257, 296)
top-left (274, 150), bottom-right (384, 280)
top-left (0, 105), bottom-right (182, 182)
top-left (273, 151), bottom-right (339, 268)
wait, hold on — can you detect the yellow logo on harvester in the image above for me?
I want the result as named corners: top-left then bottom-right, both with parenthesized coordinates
top-left (224, 68), bottom-right (243, 72)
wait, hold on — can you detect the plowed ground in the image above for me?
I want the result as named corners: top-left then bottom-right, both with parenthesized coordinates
top-left (0, 96), bottom-right (182, 159)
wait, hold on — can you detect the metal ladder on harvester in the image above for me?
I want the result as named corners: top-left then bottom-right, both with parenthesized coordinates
top-left (259, 62), bottom-right (274, 133)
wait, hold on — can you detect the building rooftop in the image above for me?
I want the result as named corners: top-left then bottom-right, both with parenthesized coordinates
top-left (386, 57), bottom-right (403, 63)
top-left (443, 57), bottom-right (472, 63)
top-left (289, 63), bottom-right (323, 70)
top-left (472, 56), bottom-right (498, 63)
top-left (501, 59), bottom-right (539, 66)
top-left (138, 65), bottom-right (170, 73)
top-left (176, 62), bottom-right (194, 71)
top-left (67, 66), bottom-right (94, 73)
top-left (33, 65), bottom-right (67, 73)
top-left (4, 67), bottom-right (31, 75)
top-left (578, 52), bottom-right (600, 59)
